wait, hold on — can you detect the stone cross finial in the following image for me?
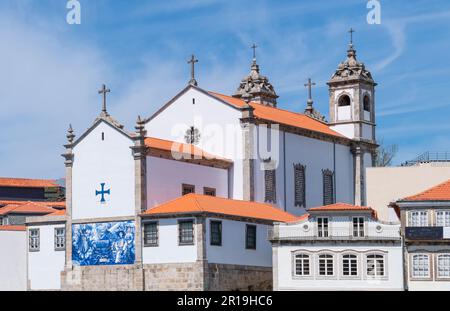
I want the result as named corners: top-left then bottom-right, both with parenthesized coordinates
top-left (98, 84), bottom-right (111, 115)
top-left (188, 54), bottom-right (199, 86)
top-left (349, 27), bottom-right (355, 45)
top-left (67, 124), bottom-right (75, 144)
top-left (135, 115), bottom-right (145, 134)
top-left (251, 43), bottom-right (258, 60)
top-left (304, 78), bottom-right (316, 107)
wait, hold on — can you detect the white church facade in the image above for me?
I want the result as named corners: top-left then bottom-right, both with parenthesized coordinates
top-left (20, 35), bottom-right (384, 291)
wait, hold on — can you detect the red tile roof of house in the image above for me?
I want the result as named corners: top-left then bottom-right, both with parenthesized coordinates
top-left (0, 225), bottom-right (26, 231)
top-left (401, 179), bottom-right (450, 202)
top-left (142, 193), bottom-right (299, 223)
top-left (0, 201), bottom-right (64, 216)
top-left (0, 200), bottom-right (66, 209)
top-left (209, 91), bottom-right (346, 139)
top-left (0, 177), bottom-right (59, 188)
top-left (308, 203), bottom-right (373, 212)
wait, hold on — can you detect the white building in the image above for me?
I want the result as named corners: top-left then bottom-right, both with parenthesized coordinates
top-left (21, 35), bottom-right (381, 290)
top-left (391, 179), bottom-right (450, 291)
top-left (270, 203), bottom-right (403, 291)
top-left (0, 225), bottom-right (27, 291)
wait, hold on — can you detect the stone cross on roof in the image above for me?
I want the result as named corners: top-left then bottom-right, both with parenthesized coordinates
top-left (349, 27), bottom-right (355, 45)
top-left (188, 54), bottom-right (198, 86)
top-left (251, 43), bottom-right (257, 60)
top-left (304, 78), bottom-right (316, 106)
top-left (98, 84), bottom-right (111, 115)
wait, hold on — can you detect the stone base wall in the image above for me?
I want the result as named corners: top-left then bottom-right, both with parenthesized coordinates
top-left (207, 263), bottom-right (272, 291)
top-left (61, 262), bottom-right (272, 291)
top-left (61, 265), bottom-right (144, 291)
top-left (143, 262), bottom-right (205, 291)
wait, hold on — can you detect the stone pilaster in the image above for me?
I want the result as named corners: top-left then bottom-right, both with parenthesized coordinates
top-left (131, 116), bottom-right (148, 270)
top-left (240, 99), bottom-right (256, 202)
top-left (352, 144), bottom-right (365, 206)
top-left (195, 216), bottom-right (208, 290)
top-left (62, 125), bottom-right (75, 270)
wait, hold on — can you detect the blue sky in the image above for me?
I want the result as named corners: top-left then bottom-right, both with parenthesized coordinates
top-left (0, 0), bottom-right (450, 179)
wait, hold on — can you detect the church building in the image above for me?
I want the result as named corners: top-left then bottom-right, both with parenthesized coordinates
top-left (23, 33), bottom-right (379, 291)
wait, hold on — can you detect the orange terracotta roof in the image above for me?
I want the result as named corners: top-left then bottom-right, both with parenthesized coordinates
top-left (209, 91), bottom-right (345, 139)
top-left (142, 193), bottom-right (299, 223)
top-left (0, 201), bottom-right (59, 216)
top-left (0, 177), bottom-right (59, 188)
top-left (0, 225), bottom-right (26, 232)
top-left (402, 179), bottom-right (450, 202)
top-left (0, 200), bottom-right (66, 209)
top-left (145, 137), bottom-right (232, 163)
top-left (308, 203), bottom-right (373, 212)
top-left (49, 209), bottom-right (66, 216)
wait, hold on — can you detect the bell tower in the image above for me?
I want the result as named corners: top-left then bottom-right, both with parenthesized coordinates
top-left (327, 28), bottom-right (376, 143)
top-left (327, 29), bottom-right (378, 206)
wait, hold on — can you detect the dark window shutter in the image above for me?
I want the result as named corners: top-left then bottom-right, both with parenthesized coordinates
top-left (294, 164), bottom-right (306, 207)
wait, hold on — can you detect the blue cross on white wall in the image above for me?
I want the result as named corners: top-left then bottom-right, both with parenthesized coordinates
top-left (95, 183), bottom-right (111, 203)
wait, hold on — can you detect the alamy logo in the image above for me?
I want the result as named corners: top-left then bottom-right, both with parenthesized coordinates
top-left (367, 0), bottom-right (381, 25)
top-left (66, 0), bottom-right (81, 25)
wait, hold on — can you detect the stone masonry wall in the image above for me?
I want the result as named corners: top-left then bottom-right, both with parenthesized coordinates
top-left (61, 265), bottom-right (144, 291)
top-left (143, 262), bottom-right (205, 291)
top-left (207, 263), bottom-right (272, 291)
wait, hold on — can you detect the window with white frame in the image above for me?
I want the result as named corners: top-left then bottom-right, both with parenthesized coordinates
top-left (409, 211), bottom-right (428, 227)
top-left (144, 222), bottom-right (158, 247)
top-left (294, 253), bottom-right (311, 276)
top-left (178, 220), bottom-right (194, 245)
top-left (342, 254), bottom-right (358, 276)
top-left (317, 217), bottom-right (329, 238)
top-left (411, 254), bottom-right (430, 278)
top-left (366, 254), bottom-right (385, 277)
top-left (353, 217), bottom-right (365, 237)
top-left (54, 227), bottom-right (65, 251)
top-left (29, 228), bottom-right (40, 252)
top-left (436, 211), bottom-right (450, 227)
top-left (318, 254), bottom-right (334, 276)
top-left (437, 254), bottom-right (450, 278)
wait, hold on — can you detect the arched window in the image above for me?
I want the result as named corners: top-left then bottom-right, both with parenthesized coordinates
top-left (338, 94), bottom-right (351, 107)
top-left (437, 254), bottom-right (450, 278)
top-left (318, 254), bottom-right (334, 276)
top-left (366, 254), bottom-right (385, 277)
top-left (363, 95), bottom-right (371, 112)
top-left (294, 253), bottom-right (311, 276)
top-left (342, 254), bottom-right (358, 276)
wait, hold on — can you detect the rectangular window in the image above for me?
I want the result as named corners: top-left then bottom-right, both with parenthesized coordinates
top-left (294, 254), bottom-right (310, 276)
top-left (367, 254), bottom-right (385, 277)
top-left (409, 211), bottom-right (428, 227)
top-left (294, 164), bottom-right (306, 207)
top-left (54, 227), bottom-right (65, 251)
top-left (317, 217), bottom-right (329, 238)
top-left (210, 221), bottom-right (222, 246)
top-left (436, 211), bottom-right (450, 227)
top-left (264, 168), bottom-right (277, 203)
top-left (182, 184), bottom-right (195, 196)
top-left (322, 169), bottom-right (334, 205)
top-left (437, 254), bottom-right (450, 278)
top-left (178, 220), bottom-right (194, 245)
top-left (203, 187), bottom-right (216, 197)
top-left (29, 228), bottom-right (40, 252)
top-left (353, 217), bottom-right (365, 237)
top-left (246, 225), bottom-right (257, 250)
top-left (412, 254), bottom-right (430, 278)
top-left (318, 254), bottom-right (334, 276)
top-left (143, 222), bottom-right (158, 247)
top-left (342, 254), bottom-right (358, 276)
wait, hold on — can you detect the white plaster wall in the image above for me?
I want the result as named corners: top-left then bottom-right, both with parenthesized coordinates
top-left (337, 106), bottom-right (351, 121)
top-left (142, 218), bottom-right (197, 264)
top-left (145, 88), bottom-right (244, 199)
top-left (254, 129), bottom-right (354, 216)
top-left (330, 124), bottom-right (355, 139)
top-left (364, 111), bottom-right (371, 121)
top-left (0, 230), bottom-right (26, 290)
top-left (27, 224), bottom-right (65, 290)
top-left (147, 156), bottom-right (228, 208)
top-left (362, 123), bottom-right (373, 140)
top-left (72, 121), bottom-right (135, 220)
top-left (274, 243), bottom-right (403, 291)
top-left (206, 218), bottom-right (272, 267)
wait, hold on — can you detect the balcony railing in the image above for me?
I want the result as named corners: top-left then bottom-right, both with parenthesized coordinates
top-left (402, 151), bottom-right (450, 166)
top-left (405, 226), bottom-right (445, 240)
top-left (268, 226), bottom-right (401, 241)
